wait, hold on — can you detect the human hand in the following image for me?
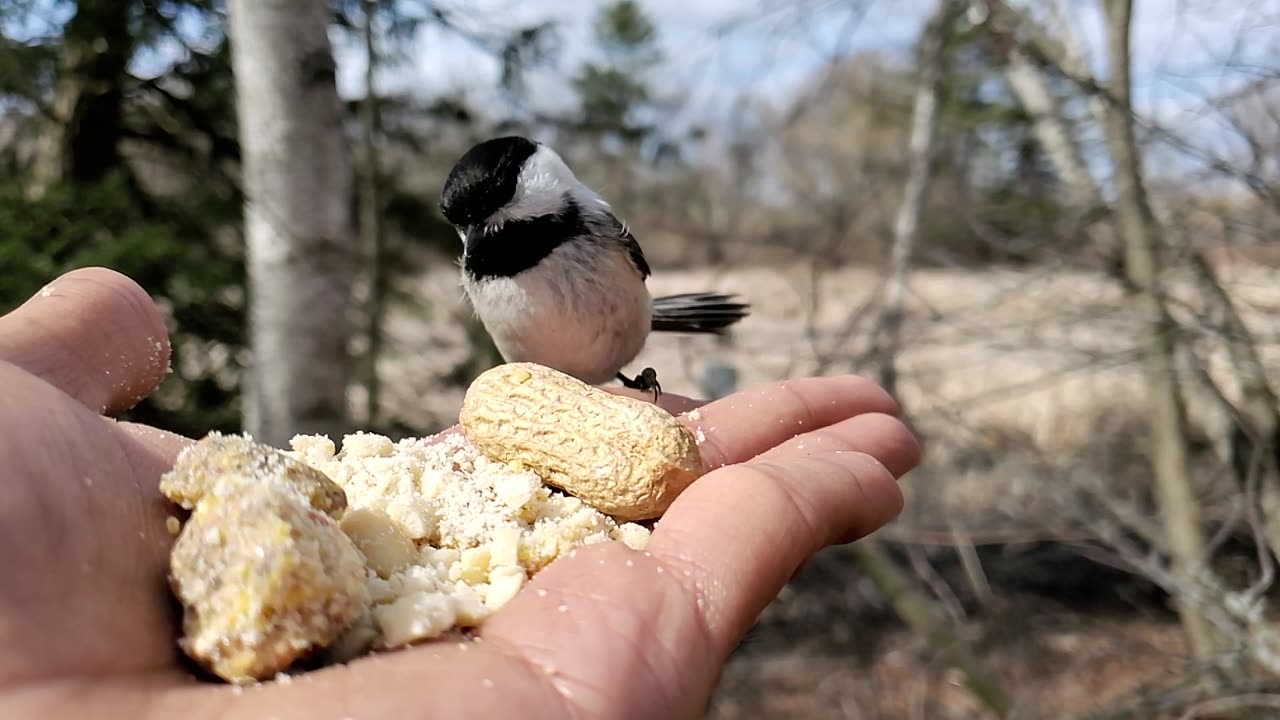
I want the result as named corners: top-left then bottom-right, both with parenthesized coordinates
top-left (0, 267), bottom-right (919, 719)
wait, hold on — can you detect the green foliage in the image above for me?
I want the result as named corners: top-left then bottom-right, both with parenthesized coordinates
top-left (0, 32), bottom-right (59, 100)
top-left (0, 0), bottom-right (252, 436)
top-left (573, 64), bottom-right (650, 138)
top-left (571, 0), bottom-right (662, 143)
top-left (593, 0), bottom-right (657, 64)
top-left (0, 172), bottom-right (246, 436)
top-left (498, 21), bottom-right (559, 96)
top-left (383, 185), bottom-right (457, 256)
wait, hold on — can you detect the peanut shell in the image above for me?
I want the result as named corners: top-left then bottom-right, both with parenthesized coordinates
top-left (458, 362), bottom-right (704, 522)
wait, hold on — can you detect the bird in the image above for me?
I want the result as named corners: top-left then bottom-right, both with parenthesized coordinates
top-left (438, 135), bottom-right (748, 401)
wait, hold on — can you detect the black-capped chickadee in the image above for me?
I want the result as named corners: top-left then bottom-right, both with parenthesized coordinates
top-left (439, 135), bottom-right (748, 399)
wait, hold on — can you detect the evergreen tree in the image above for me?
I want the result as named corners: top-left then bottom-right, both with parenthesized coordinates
top-left (572, 0), bottom-right (661, 145)
top-left (0, 0), bottom-right (245, 436)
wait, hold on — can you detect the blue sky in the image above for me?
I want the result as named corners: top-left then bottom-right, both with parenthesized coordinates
top-left (332, 0), bottom-right (1279, 140)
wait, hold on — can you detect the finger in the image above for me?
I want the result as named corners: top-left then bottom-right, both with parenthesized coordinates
top-left (677, 375), bottom-right (899, 470)
top-left (483, 451), bottom-right (905, 717)
top-left (0, 267), bottom-right (171, 415)
top-left (648, 451), bottom-right (904, 648)
top-left (754, 412), bottom-right (922, 477)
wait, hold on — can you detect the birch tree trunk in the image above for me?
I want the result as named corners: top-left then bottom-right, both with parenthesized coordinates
top-left (1101, 0), bottom-right (1217, 661)
top-left (976, 0), bottom-right (1117, 264)
top-left (1000, 49), bottom-right (1099, 210)
top-left (228, 0), bottom-right (357, 447)
top-left (876, 0), bottom-right (961, 396)
top-left (863, 4), bottom-right (1013, 715)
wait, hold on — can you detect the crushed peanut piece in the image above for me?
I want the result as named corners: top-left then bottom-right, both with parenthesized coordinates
top-left (161, 432), bottom-right (347, 516)
top-left (286, 430), bottom-right (651, 649)
top-left (161, 435), bottom-right (370, 684)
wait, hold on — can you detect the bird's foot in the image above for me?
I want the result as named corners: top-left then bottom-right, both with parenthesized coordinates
top-left (617, 367), bottom-right (662, 404)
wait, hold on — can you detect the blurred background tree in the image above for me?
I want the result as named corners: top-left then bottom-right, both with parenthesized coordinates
top-left (0, 0), bottom-right (553, 436)
top-left (0, 0), bottom-right (244, 437)
top-left (572, 0), bottom-right (659, 144)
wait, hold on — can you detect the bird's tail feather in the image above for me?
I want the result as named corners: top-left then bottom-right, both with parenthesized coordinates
top-left (650, 292), bottom-right (749, 334)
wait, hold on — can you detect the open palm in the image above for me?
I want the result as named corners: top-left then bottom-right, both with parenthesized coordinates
top-left (0, 267), bottom-right (918, 719)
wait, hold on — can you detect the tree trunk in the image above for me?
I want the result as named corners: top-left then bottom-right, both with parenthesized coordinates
top-left (1000, 49), bottom-right (1099, 210)
top-left (360, 0), bottom-right (388, 428)
top-left (1101, 0), bottom-right (1217, 661)
top-left (28, 0), bottom-right (134, 198)
top-left (976, 0), bottom-right (1120, 267)
top-left (876, 0), bottom-right (960, 395)
top-left (228, 0), bottom-right (357, 447)
top-left (859, 4), bottom-right (1014, 715)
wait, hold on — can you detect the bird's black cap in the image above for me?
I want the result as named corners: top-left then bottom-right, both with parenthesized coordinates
top-left (440, 136), bottom-right (539, 226)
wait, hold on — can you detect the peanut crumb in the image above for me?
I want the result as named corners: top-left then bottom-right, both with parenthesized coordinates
top-left (283, 430), bottom-right (653, 650)
top-left (160, 434), bottom-right (370, 684)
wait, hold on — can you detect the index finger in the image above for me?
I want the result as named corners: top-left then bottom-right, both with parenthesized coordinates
top-left (675, 375), bottom-right (899, 469)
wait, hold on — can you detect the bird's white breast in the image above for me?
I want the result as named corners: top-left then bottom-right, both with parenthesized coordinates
top-left (464, 240), bottom-right (652, 385)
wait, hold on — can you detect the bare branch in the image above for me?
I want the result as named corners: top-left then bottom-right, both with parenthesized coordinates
top-left (1178, 694), bottom-right (1280, 720)
top-left (873, 0), bottom-right (964, 395)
